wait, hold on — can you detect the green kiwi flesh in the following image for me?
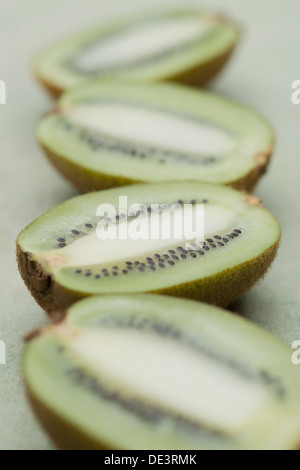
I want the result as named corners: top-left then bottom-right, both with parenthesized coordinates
top-left (17, 182), bottom-right (280, 314)
top-left (24, 294), bottom-right (300, 450)
top-left (37, 82), bottom-right (274, 192)
top-left (34, 9), bottom-right (240, 96)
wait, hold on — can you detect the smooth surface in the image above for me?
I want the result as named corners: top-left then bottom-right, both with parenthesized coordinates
top-left (0, 0), bottom-right (299, 449)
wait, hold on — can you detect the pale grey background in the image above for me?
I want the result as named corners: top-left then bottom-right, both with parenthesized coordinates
top-left (0, 0), bottom-right (299, 450)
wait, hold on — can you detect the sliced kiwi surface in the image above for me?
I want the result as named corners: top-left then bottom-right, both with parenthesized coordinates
top-left (37, 82), bottom-right (274, 192)
top-left (24, 294), bottom-right (300, 450)
top-left (34, 9), bottom-right (239, 96)
top-left (17, 182), bottom-right (280, 314)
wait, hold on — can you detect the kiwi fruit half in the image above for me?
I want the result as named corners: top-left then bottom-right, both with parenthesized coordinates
top-left (24, 294), bottom-right (300, 450)
top-left (17, 182), bottom-right (280, 314)
top-left (37, 81), bottom-right (274, 192)
top-left (34, 9), bottom-right (239, 97)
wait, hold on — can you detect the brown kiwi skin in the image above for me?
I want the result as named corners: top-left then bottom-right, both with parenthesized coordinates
top-left (36, 44), bottom-right (237, 99)
top-left (17, 236), bottom-right (280, 318)
top-left (41, 144), bottom-right (273, 194)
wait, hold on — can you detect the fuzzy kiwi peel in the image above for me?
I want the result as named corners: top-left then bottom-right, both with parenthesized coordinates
top-left (37, 81), bottom-right (274, 193)
top-left (24, 294), bottom-right (300, 450)
top-left (34, 9), bottom-right (240, 97)
top-left (17, 182), bottom-right (280, 315)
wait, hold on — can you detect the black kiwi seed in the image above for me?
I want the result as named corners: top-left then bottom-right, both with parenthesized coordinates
top-left (58, 243), bottom-right (66, 248)
top-left (190, 200), bottom-right (196, 205)
top-left (72, 230), bottom-right (80, 235)
top-left (138, 267), bottom-right (145, 272)
top-left (122, 270), bottom-right (128, 274)
top-left (112, 266), bottom-right (119, 270)
top-left (134, 261), bottom-right (140, 266)
top-left (177, 200), bottom-right (183, 205)
top-left (234, 229), bottom-right (242, 234)
top-left (85, 224), bottom-right (93, 229)
top-left (95, 274), bottom-right (101, 279)
top-left (140, 263), bottom-right (146, 267)
top-left (231, 232), bottom-right (239, 237)
top-left (154, 254), bottom-right (160, 258)
top-left (75, 270), bottom-right (82, 274)
top-left (168, 250), bottom-right (175, 254)
top-left (104, 272), bottom-right (109, 276)
top-left (210, 244), bottom-right (217, 248)
top-left (85, 272), bottom-right (91, 277)
top-left (181, 254), bottom-right (187, 259)
top-left (227, 234), bottom-right (234, 239)
top-left (218, 242), bottom-right (224, 247)
top-left (190, 252), bottom-right (197, 258)
top-left (177, 246), bottom-right (184, 252)
top-left (146, 257), bottom-right (153, 262)
top-left (126, 261), bottom-right (132, 265)
top-left (214, 235), bottom-right (221, 240)
top-left (202, 199), bottom-right (208, 204)
top-left (158, 263), bottom-right (165, 268)
top-left (150, 266), bottom-right (156, 271)
top-left (168, 260), bottom-right (175, 265)
top-left (203, 246), bottom-right (209, 251)
top-left (163, 254), bottom-right (169, 259)
top-left (57, 237), bottom-right (65, 242)
top-left (207, 238), bottom-right (213, 243)
top-left (222, 238), bottom-right (229, 243)
top-left (112, 272), bottom-right (118, 276)
top-left (102, 268), bottom-right (108, 273)
top-left (199, 251), bottom-right (205, 255)
top-left (192, 244), bottom-right (200, 250)
top-left (172, 255), bottom-right (179, 261)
